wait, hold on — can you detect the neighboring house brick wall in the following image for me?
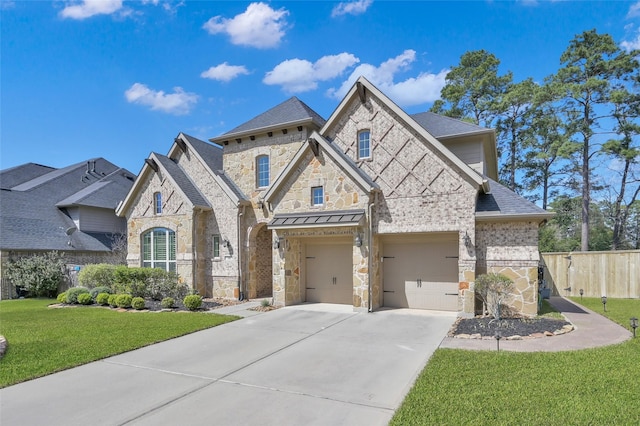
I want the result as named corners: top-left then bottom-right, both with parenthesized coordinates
top-left (476, 221), bottom-right (540, 316)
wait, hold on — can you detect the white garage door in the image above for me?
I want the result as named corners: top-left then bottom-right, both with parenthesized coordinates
top-left (382, 235), bottom-right (459, 311)
top-left (305, 242), bottom-right (353, 305)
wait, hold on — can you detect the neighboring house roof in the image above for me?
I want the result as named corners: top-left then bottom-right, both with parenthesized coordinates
top-left (476, 178), bottom-right (553, 221)
top-left (0, 159), bottom-right (135, 251)
top-left (263, 130), bottom-right (379, 204)
top-left (269, 209), bottom-right (366, 229)
top-left (209, 97), bottom-right (326, 142)
top-left (321, 76), bottom-right (488, 192)
top-left (410, 112), bottom-right (493, 139)
top-left (150, 153), bottom-right (211, 209)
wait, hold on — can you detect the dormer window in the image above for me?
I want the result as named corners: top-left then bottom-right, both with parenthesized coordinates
top-left (256, 155), bottom-right (270, 188)
top-left (358, 130), bottom-right (371, 160)
top-left (154, 192), bottom-right (162, 214)
top-left (311, 186), bottom-right (324, 206)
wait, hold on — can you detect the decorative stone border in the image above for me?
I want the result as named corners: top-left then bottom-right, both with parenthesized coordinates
top-left (453, 324), bottom-right (575, 340)
top-left (0, 335), bottom-right (7, 360)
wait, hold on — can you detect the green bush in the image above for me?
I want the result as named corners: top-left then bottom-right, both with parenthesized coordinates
top-left (66, 287), bottom-right (90, 304)
top-left (77, 293), bottom-right (93, 305)
top-left (96, 292), bottom-right (110, 306)
top-left (183, 295), bottom-right (202, 311)
top-left (147, 269), bottom-right (187, 300)
top-left (475, 273), bottom-right (514, 320)
top-left (131, 297), bottom-right (146, 310)
top-left (112, 266), bottom-right (150, 297)
top-left (57, 292), bottom-right (67, 304)
top-left (115, 294), bottom-right (132, 309)
top-left (161, 297), bottom-right (175, 309)
top-left (90, 286), bottom-right (112, 300)
top-left (261, 298), bottom-right (271, 307)
top-left (4, 251), bottom-right (66, 297)
top-left (107, 294), bottom-right (118, 308)
top-left (77, 264), bottom-right (117, 289)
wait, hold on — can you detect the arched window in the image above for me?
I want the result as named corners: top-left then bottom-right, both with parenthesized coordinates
top-left (358, 130), bottom-right (371, 159)
top-left (142, 228), bottom-right (176, 272)
top-left (256, 155), bottom-right (270, 188)
top-left (154, 192), bottom-right (162, 214)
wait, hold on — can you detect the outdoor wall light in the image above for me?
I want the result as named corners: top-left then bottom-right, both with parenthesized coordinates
top-left (222, 238), bottom-right (230, 248)
top-left (355, 233), bottom-right (362, 247)
top-left (463, 231), bottom-right (472, 247)
top-left (273, 238), bottom-right (280, 249)
top-left (630, 317), bottom-right (638, 338)
top-left (579, 288), bottom-right (584, 300)
top-left (601, 295), bottom-right (608, 312)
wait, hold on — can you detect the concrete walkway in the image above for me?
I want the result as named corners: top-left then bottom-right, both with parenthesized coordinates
top-left (440, 296), bottom-right (632, 352)
top-left (0, 304), bottom-right (456, 426)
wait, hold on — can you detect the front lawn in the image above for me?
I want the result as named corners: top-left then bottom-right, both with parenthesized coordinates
top-left (0, 298), bottom-right (238, 388)
top-left (391, 297), bottom-right (640, 425)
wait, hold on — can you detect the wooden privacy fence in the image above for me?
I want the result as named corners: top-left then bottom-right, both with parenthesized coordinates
top-left (541, 250), bottom-right (640, 299)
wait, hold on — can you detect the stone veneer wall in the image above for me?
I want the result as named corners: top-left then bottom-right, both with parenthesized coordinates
top-left (326, 96), bottom-right (478, 313)
top-left (476, 221), bottom-right (541, 316)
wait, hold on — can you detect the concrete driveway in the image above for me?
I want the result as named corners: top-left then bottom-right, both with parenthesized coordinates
top-left (0, 304), bottom-right (456, 426)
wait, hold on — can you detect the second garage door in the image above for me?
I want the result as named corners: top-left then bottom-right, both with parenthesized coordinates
top-left (305, 242), bottom-right (353, 304)
top-left (382, 235), bottom-right (459, 311)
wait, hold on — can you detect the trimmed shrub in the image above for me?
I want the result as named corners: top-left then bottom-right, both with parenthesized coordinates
top-left (4, 251), bottom-right (65, 297)
top-left (261, 298), bottom-right (271, 307)
top-left (161, 297), bottom-right (175, 309)
top-left (475, 273), bottom-right (514, 320)
top-left (112, 266), bottom-right (149, 297)
top-left (115, 294), bottom-right (132, 309)
top-left (77, 264), bottom-right (116, 289)
top-left (77, 293), bottom-right (93, 305)
top-left (107, 294), bottom-right (118, 308)
top-left (90, 286), bottom-right (112, 300)
top-left (66, 287), bottom-right (90, 304)
top-left (183, 295), bottom-right (202, 311)
top-left (131, 297), bottom-right (146, 310)
top-left (57, 292), bottom-right (67, 304)
top-left (96, 292), bottom-right (110, 306)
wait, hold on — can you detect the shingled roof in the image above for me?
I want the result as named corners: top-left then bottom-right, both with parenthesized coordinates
top-left (410, 112), bottom-right (493, 139)
top-left (1, 158), bottom-right (135, 251)
top-left (152, 153), bottom-right (210, 209)
top-left (476, 178), bottom-right (553, 220)
top-left (211, 97), bottom-right (326, 141)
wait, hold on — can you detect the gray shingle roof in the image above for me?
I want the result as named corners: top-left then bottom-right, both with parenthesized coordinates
top-left (1, 159), bottom-right (135, 251)
top-left (476, 178), bottom-right (552, 219)
top-left (269, 209), bottom-right (365, 229)
top-left (214, 97), bottom-right (326, 139)
top-left (180, 132), bottom-right (223, 172)
top-left (410, 112), bottom-right (492, 138)
top-left (152, 154), bottom-right (210, 209)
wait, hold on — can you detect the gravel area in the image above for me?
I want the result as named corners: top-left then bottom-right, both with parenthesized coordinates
top-left (450, 317), bottom-right (572, 338)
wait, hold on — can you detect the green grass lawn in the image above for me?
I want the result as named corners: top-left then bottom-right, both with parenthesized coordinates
top-left (0, 298), bottom-right (239, 388)
top-left (391, 297), bottom-right (640, 425)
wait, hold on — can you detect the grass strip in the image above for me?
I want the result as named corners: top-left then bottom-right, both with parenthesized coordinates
top-left (0, 298), bottom-right (238, 388)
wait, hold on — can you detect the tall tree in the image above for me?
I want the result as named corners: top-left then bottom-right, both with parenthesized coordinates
top-left (551, 29), bottom-right (636, 251)
top-left (431, 50), bottom-right (512, 128)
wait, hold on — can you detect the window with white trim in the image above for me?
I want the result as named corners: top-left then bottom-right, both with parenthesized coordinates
top-left (142, 228), bottom-right (176, 272)
top-left (213, 235), bottom-right (221, 259)
top-left (256, 155), bottom-right (270, 188)
top-left (311, 186), bottom-right (324, 206)
top-left (154, 192), bottom-right (162, 214)
top-left (358, 130), bottom-right (371, 160)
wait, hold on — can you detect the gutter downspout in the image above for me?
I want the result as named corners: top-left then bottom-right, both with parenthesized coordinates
top-left (237, 205), bottom-right (245, 300)
top-left (368, 193), bottom-right (374, 312)
top-left (192, 209), bottom-right (198, 295)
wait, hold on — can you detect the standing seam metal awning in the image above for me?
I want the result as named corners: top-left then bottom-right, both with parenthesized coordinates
top-left (268, 209), bottom-right (365, 229)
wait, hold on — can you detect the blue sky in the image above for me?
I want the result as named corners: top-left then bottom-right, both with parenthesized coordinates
top-left (2, 0), bottom-right (639, 176)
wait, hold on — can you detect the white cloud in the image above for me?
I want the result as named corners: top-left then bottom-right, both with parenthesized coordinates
top-left (628, 1), bottom-right (640, 18)
top-left (263, 53), bottom-right (359, 93)
top-left (621, 29), bottom-right (640, 52)
top-left (331, 0), bottom-right (373, 17)
top-left (327, 50), bottom-right (449, 107)
top-left (124, 83), bottom-right (198, 115)
top-left (59, 0), bottom-right (123, 20)
top-left (201, 62), bottom-right (250, 82)
top-left (1, 1), bottom-right (16, 10)
top-left (202, 2), bottom-right (289, 49)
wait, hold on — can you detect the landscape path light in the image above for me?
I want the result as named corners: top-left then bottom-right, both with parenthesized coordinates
top-left (631, 317), bottom-right (638, 338)
top-left (495, 331), bottom-right (502, 352)
top-left (579, 288), bottom-right (584, 301)
top-left (601, 296), bottom-right (607, 312)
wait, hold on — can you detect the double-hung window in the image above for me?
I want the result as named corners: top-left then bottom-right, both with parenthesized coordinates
top-left (142, 228), bottom-right (176, 272)
top-left (358, 130), bottom-right (371, 160)
top-left (256, 155), bottom-right (270, 188)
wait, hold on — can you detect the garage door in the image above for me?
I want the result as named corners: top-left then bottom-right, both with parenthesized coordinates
top-left (382, 235), bottom-right (459, 311)
top-left (305, 242), bottom-right (353, 304)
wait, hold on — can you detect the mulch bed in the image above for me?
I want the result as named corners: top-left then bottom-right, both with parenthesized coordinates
top-left (450, 317), bottom-right (573, 339)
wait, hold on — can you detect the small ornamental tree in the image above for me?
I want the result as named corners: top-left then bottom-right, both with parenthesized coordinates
top-left (475, 273), bottom-right (514, 320)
